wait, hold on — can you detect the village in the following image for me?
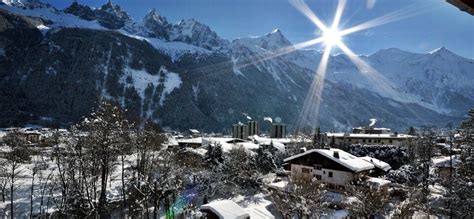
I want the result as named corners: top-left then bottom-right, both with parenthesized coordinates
top-left (0, 106), bottom-right (472, 218)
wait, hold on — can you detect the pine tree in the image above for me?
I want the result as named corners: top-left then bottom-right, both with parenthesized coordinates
top-left (312, 127), bottom-right (321, 149)
top-left (205, 142), bottom-right (223, 166)
top-left (459, 108), bottom-right (474, 181)
top-left (256, 143), bottom-right (277, 174)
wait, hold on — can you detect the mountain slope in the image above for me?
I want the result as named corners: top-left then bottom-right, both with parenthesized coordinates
top-left (0, 1), bottom-right (470, 132)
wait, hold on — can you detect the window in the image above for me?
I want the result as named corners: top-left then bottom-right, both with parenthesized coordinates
top-left (314, 164), bottom-right (322, 170)
top-left (328, 172), bottom-right (333, 177)
top-left (389, 139), bottom-right (393, 143)
top-left (368, 139), bottom-right (372, 143)
top-left (363, 139), bottom-right (366, 143)
top-left (302, 168), bottom-right (310, 173)
top-left (315, 174), bottom-right (322, 180)
top-left (328, 183), bottom-right (335, 189)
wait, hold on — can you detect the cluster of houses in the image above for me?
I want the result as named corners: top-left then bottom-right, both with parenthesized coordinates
top-left (0, 127), bottom-right (65, 145)
top-left (1, 120), bottom-right (465, 219)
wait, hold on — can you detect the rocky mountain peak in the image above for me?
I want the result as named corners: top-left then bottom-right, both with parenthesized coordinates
top-left (233, 28), bottom-right (292, 52)
top-left (64, 1), bottom-right (96, 21)
top-left (429, 46), bottom-right (457, 57)
top-left (94, 0), bottom-right (130, 29)
top-left (98, 0), bottom-right (129, 18)
top-left (170, 18), bottom-right (228, 50)
top-left (143, 8), bottom-right (170, 39)
top-left (144, 8), bottom-right (168, 26)
top-left (262, 28), bottom-right (292, 48)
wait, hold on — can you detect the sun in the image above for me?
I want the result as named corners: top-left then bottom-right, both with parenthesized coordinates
top-left (288, 0), bottom-right (428, 129)
top-left (322, 27), bottom-right (342, 46)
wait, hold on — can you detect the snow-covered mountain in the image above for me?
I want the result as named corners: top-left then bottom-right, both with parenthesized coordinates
top-left (0, 0), bottom-right (471, 131)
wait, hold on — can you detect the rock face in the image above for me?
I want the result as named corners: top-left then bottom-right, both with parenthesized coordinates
top-left (95, 1), bottom-right (130, 29)
top-left (170, 19), bottom-right (229, 50)
top-left (63, 2), bottom-right (95, 21)
top-left (143, 9), bottom-right (170, 39)
top-left (0, 1), bottom-right (472, 132)
top-left (64, 1), bottom-right (130, 29)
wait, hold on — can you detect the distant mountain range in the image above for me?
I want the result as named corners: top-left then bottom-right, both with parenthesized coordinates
top-left (1, 0), bottom-right (473, 132)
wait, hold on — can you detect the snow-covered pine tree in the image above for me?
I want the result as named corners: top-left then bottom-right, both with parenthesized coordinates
top-left (446, 108), bottom-right (474, 217)
top-left (312, 127), bottom-right (321, 149)
top-left (459, 108), bottom-right (474, 181)
top-left (256, 142), bottom-right (277, 174)
top-left (415, 128), bottom-right (435, 203)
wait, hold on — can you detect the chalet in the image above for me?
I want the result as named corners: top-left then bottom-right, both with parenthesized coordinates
top-left (186, 129), bottom-right (201, 138)
top-left (432, 155), bottom-right (461, 179)
top-left (177, 137), bottom-right (203, 148)
top-left (325, 126), bottom-right (415, 146)
top-left (23, 130), bottom-right (42, 144)
top-left (201, 200), bottom-right (250, 219)
top-left (283, 148), bottom-right (376, 190)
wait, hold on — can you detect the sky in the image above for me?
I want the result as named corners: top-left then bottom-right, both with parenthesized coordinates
top-left (42, 0), bottom-right (474, 58)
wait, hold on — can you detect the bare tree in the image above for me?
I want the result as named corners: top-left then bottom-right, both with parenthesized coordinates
top-left (3, 130), bottom-right (32, 218)
top-left (271, 178), bottom-right (326, 218)
top-left (75, 101), bottom-right (132, 217)
top-left (346, 182), bottom-right (390, 217)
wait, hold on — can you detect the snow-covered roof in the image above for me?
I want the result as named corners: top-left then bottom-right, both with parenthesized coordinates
top-left (236, 142), bottom-right (260, 150)
top-left (177, 137), bottom-right (203, 144)
top-left (432, 155), bottom-right (461, 168)
top-left (326, 132), bottom-right (414, 139)
top-left (284, 148), bottom-right (375, 172)
top-left (202, 138), bottom-right (259, 152)
top-left (189, 129), bottom-right (200, 134)
top-left (361, 156), bottom-right (391, 171)
top-left (201, 200), bottom-right (250, 219)
top-left (259, 141), bottom-right (286, 152)
top-left (365, 177), bottom-right (391, 187)
top-left (250, 135), bottom-right (302, 144)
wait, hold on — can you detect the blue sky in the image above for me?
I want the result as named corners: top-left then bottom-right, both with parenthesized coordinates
top-left (44, 0), bottom-right (474, 58)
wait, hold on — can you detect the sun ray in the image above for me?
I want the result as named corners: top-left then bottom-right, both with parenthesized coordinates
top-left (339, 4), bottom-right (432, 37)
top-left (336, 41), bottom-right (426, 121)
top-left (296, 45), bottom-right (332, 130)
top-left (177, 36), bottom-right (325, 81)
top-left (332, 0), bottom-right (346, 29)
top-left (336, 42), bottom-right (398, 97)
top-left (289, 0), bottom-right (328, 32)
top-left (290, 0), bottom-right (432, 128)
top-left (235, 36), bottom-right (325, 69)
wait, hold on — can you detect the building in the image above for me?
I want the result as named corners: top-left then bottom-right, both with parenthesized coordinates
top-left (186, 129), bottom-right (201, 138)
top-left (270, 123), bottom-right (286, 139)
top-left (232, 123), bottom-right (248, 140)
top-left (247, 120), bottom-right (259, 136)
top-left (177, 137), bottom-right (203, 149)
top-left (447, 0), bottom-right (474, 15)
top-left (325, 126), bottom-right (415, 146)
top-left (432, 155), bottom-right (461, 179)
top-left (201, 200), bottom-right (250, 219)
top-left (283, 148), bottom-right (377, 190)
